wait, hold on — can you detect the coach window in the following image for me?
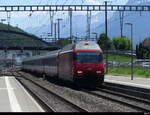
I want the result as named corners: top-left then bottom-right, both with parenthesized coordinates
top-left (43, 58), bottom-right (47, 66)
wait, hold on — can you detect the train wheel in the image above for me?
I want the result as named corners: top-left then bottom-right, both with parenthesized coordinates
top-left (96, 75), bottom-right (104, 87)
top-left (55, 76), bottom-right (59, 82)
top-left (42, 74), bottom-right (46, 80)
top-left (72, 80), bottom-right (80, 90)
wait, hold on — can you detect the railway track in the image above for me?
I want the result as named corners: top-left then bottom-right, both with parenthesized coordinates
top-left (82, 83), bottom-right (150, 112)
top-left (14, 71), bottom-right (89, 112)
top-left (16, 77), bottom-right (56, 112)
top-left (12, 70), bottom-right (150, 112)
top-left (103, 82), bottom-right (150, 100)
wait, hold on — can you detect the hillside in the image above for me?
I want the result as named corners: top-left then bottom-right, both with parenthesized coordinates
top-left (0, 23), bottom-right (51, 48)
top-left (94, 0), bottom-right (150, 48)
top-left (0, 23), bottom-right (25, 33)
top-left (25, 0), bottom-right (150, 49)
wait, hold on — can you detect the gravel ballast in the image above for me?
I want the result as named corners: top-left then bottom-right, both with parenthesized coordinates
top-left (18, 72), bottom-right (141, 112)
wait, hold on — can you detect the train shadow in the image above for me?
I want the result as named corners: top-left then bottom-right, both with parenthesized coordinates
top-left (45, 76), bottom-right (82, 91)
top-left (46, 77), bottom-right (98, 91)
top-left (21, 70), bottom-right (98, 91)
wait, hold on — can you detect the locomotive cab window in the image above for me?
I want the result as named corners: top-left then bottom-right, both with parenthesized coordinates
top-left (73, 52), bottom-right (103, 62)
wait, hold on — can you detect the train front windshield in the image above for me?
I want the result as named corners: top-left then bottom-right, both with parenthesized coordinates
top-left (74, 52), bottom-right (103, 62)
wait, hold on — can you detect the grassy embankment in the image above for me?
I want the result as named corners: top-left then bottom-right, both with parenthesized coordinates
top-left (103, 54), bottom-right (150, 78)
top-left (103, 54), bottom-right (133, 62)
top-left (108, 66), bottom-right (150, 78)
top-left (0, 23), bottom-right (50, 46)
top-left (0, 23), bottom-right (50, 55)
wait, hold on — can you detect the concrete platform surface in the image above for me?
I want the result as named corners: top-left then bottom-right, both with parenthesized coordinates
top-left (0, 76), bottom-right (44, 112)
top-left (105, 75), bottom-right (150, 90)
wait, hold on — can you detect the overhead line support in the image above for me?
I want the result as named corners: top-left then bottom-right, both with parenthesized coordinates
top-left (105, 1), bottom-right (108, 74)
top-left (0, 5), bottom-right (150, 12)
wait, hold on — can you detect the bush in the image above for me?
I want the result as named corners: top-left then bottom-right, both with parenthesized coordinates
top-left (112, 36), bottom-right (131, 50)
top-left (97, 33), bottom-right (115, 51)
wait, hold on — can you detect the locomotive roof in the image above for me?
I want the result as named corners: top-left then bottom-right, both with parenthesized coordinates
top-left (61, 41), bottom-right (101, 51)
top-left (75, 41), bottom-right (101, 50)
top-left (22, 41), bottom-right (101, 62)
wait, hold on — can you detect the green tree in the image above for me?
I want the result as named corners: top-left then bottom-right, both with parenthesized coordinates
top-left (112, 36), bottom-right (131, 50)
top-left (136, 44), bottom-right (139, 58)
top-left (97, 33), bottom-right (114, 51)
top-left (136, 42), bottom-right (149, 59)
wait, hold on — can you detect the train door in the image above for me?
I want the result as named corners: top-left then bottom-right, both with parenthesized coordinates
top-left (57, 51), bottom-right (60, 78)
top-left (42, 58), bottom-right (46, 76)
top-left (58, 44), bottom-right (75, 81)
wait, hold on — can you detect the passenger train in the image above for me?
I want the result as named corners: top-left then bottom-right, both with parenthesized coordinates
top-left (22, 41), bottom-right (105, 87)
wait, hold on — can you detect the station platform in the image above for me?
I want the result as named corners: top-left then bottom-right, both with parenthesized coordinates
top-left (105, 75), bottom-right (150, 90)
top-left (0, 76), bottom-right (44, 112)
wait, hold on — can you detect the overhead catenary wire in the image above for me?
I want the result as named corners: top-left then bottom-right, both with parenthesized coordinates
top-left (34, 0), bottom-right (61, 35)
top-left (24, 0), bottom-right (146, 40)
top-left (92, 0), bottom-right (145, 31)
top-left (33, 0), bottom-right (56, 35)
top-left (33, 0), bottom-right (70, 41)
top-left (30, 0), bottom-right (49, 33)
top-left (30, 0), bottom-right (90, 36)
top-left (95, 10), bottom-right (146, 34)
top-left (119, 11), bottom-right (124, 37)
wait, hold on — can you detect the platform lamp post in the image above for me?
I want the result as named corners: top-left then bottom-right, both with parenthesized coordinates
top-left (92, 32), bottom-right (98, 42)
top-left (125, 22), bottom-right (134, 80)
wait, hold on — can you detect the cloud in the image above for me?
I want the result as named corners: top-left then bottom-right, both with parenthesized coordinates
top-left (85, 0), bottom-right (102, 5)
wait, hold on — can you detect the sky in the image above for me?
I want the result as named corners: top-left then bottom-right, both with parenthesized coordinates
top-left (0, 0), bottom-right (128, 5)
top-left (0, 0), bottom-right (128, 31)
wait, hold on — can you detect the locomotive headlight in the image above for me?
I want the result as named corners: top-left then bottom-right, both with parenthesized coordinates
top-left (77, 71), bottom-right (83, 74)
top-left (96, 71), bottom-right (102, 74)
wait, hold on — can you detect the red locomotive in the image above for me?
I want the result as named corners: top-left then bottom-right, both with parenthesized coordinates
top-left (22, 41), bottom-right (105, 87)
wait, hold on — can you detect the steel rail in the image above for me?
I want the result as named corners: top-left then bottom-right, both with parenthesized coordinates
top-left (102, 82), bottom-right (150, 100)
top-left (15, 72), bottom-right (89, 112)
top-left (96, 87), bottom-right (150, 110)
top-left (82, 88), bottom-right (150, 112)
top-left (16, 77), bottom-right (56, 112)
top-left (96, 87), bottom-right (150, 105)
